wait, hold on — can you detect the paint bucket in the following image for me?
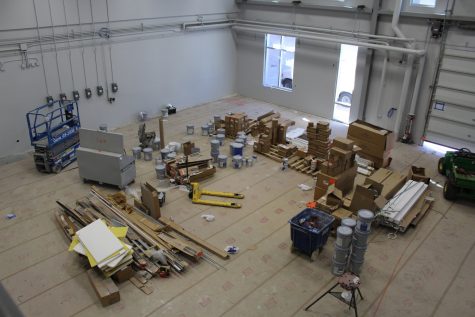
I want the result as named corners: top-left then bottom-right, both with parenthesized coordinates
top-left (232, 155), bottom-right (243, 169)
top-left (208, 122), bottom-right (215, 134)
top-left (310, 158), bottom-right (317, 171)
top-left (155, 157), bottom-right (162, 165)
top-left (331, 256), bottom-right (347, 276)
top-left (161, 108), bottom-right (168, 118)
top-left (168, 142), bottom-right (181, 153)
top-left (210, 140), bottom-right (220, 156)
top-left (99, 124), bottom-right (108, 132)
top-left (167, 152), bottom-right (176, 160)
top-left (153, 138), bottom-right (161, 151)
top-left (202, 125), bottom-right (210, 136)
top-left (357, 209), bottom-right (374, 233)
top-left (235, 138), bottom-right (245, 145)
top-left (138, 111), bottom-right (148, 121)
top-left (217, 128), bottom-right (225, 135)
top-left (186, 124), bottom-right (194, 135)
top-left (217, 134), bottom-right (225, 146)
top-left (341, 218), bottom-right (357, 230)
top-left (143, 147), bottom-right (153, 161)
top-left (230, 143), bottom-right (244, 156)
top-left (155, 164), bottom-right (166, 180)
top-left (336, 226), bottom-right (353, 249)
top-left (132, 147), bottom-right (142, 160)
top-left (351, 244), bottom-right (367, 261)
top-left (333, 244), bottom-right (350, 263)
top-left (160, 148), bottom-right (170, 160)
top-left (353, 228), bottom-right (370, 247)
top-left (214, 115), bottom-right (221, 128)
top-left (218, 155), bottom-right (228, 168)
top-left (211, 154), bottom-right (219, 163)
top-left (349, 257), bottom-right (364, 275)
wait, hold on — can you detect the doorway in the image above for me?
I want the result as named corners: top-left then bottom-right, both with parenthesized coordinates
top-left (333, 44), bottom-right (358, 124)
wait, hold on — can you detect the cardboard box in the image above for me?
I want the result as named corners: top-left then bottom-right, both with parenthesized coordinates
top-left (357, 151), bottom-right (392, 168)
top-left (365, 168), bottom-right (407, 200)
top-left (112, 266), bottom-right (135, 284)
top-left (332, 137), bottom-right (355, 151)
top-left (314, 186), bottom-right (328, 200)
top-left (348, 120), bottom-right (395, 151)
top-left (331, 207), bottom-right (354, 229)
top-left (87, 269), bottom-right (120, 307)
top-left (349, 184), bottom-right (387, 213)
top-left (408, 166), bottom-right (430, 184)
top-left (316, 165), bottom-right (357, 196)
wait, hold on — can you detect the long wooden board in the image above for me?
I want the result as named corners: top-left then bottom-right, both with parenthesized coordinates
top-left (159, 217), bottom-right (229, 259)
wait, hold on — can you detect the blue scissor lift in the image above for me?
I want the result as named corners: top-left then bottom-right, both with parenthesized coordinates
top-left (26, 100), bottom-right (81, 173)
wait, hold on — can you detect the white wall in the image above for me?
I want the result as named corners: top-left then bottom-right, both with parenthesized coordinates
top-left (235, 0), bottom-right (475, 144)
top-left (0, 0), bottom-right (237, 160)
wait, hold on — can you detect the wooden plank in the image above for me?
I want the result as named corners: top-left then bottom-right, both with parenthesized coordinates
top-left (158, 217), bottom-right (229, 259)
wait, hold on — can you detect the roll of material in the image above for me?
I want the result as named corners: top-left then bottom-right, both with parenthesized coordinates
top-left (160, 148), bottom-right (170, 160)
top-left (155, 164), bottom-right (166, 180)
top-left (143, 147), bottom-right (153, 161)
top-left (132, 147), bottom-right (142, 160)
top-left (201, 125), bottom-right (210, 136)
top-left (230, 143), bottom-right (244, 156)
top-left (232, 155), bottom-right (243, 169)
top-left (186, 124), bottom-right (194, 135)
top-left (218, 155), bottom-right (227, 168)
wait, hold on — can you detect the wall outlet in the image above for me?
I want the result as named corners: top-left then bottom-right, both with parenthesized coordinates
top-left (85, 88), bottom-right (92, 99)
top-left (73, 90), bottom-right (80, 101)
top-left (96, 86), bottom-right (104, 96)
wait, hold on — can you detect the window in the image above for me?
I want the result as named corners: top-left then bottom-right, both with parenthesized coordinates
top-left (263, 34), bottom-right (296, 90)
top-left (410, 0), bottom-right (436, 8)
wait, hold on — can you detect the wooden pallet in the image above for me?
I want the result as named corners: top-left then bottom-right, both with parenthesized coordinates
top-left (255, 145), bottom-right (318, 177)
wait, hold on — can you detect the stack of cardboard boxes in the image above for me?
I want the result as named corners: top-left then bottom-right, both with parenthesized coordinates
top-left (225, 113), bottom-right (248, 138)
top-left (347, 120), bottom-right (394, 168)
top-left (253, 133), bottom-right (271, 153)
top-left (314, 137), bottom-right (358, 201)
top-left (306, 121), bottom-right (331, 160)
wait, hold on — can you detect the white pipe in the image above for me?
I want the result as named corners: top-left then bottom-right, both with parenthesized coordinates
top-left (409, 54), bottom-right (426, 116)
top-left (391, 0), bottom-right (410, 47)
top-left (236, 19), bottom-right (416, 43)
top-left (376, 52), bottom-right (389, 118)
top-left (232, 25), bottom-right (426, 55)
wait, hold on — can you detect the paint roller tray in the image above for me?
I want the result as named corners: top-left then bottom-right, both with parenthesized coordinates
top-left (289, 208), bottom-right (334, 257)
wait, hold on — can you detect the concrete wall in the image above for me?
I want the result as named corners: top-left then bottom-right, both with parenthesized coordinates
top-left (235, 0), bottom-right (475, 144)
top-left (0, 0), bottom-right (237, 159)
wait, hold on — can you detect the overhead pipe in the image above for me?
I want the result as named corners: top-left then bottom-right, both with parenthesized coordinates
top-left (236, 19), bottom-right (416, 43)
top-left (232, 25), bottom-right (426, 55)
top-left (391, 0), bottom-right (416, 138)
top-left (376, 52), bottom-right (389, 118)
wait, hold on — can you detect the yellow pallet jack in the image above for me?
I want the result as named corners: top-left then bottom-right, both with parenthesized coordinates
top-left (188, 182), bottom-right (244, 208)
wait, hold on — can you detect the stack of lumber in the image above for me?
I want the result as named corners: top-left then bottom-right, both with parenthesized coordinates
top-left (306, 121), bottom-right (331, 160)
top-left (55, 186), bottom-right (228, 303)
top-left (225, 112), bottom-right (248, 138)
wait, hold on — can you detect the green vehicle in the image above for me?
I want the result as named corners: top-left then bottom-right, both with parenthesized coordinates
top-left (438, 148), bottom-right (475, 201)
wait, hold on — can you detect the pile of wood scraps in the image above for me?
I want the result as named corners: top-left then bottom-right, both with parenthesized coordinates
top-left (55, 185), bottom-right (228, 305)
top-left (166, 155), bottom-right (216, 185)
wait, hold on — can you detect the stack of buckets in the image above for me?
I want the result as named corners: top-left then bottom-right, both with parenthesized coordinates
top-left (331, 209), bottom-right (374, 276)
top-left (210, 140), bottom-right (220, 163)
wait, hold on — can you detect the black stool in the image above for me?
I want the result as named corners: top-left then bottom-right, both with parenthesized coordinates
top-left (305, 272), bottom-right (363, 317)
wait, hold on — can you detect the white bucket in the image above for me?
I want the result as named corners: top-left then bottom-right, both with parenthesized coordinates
top-left (357, 209), bottom-right (374, 233)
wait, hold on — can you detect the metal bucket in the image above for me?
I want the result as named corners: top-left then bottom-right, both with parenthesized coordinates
top-left (353, 228), bottom-right (370, 247)
top-left (341, 218), bottom-right (357, 230)
top-left (333, 244), bottom-right (350, 263)
top-left (357, 209), bottom-right (374, 233)
top-left (132, 147), bottom-right (142, 160)
top-left (230, 143), bottom-right (244, 156)
top-left (218, 155), bottom-right (227, 168)
top-left (143, 147), bottom-right (153, 161)
top-left (201, 125), bottom-right (210, 136)
top-left (160, 148), bottom-right (170, 160)
top-left (336, 226), bottom-right (353, 249)
top-left (332, 256), bottom-right (347, 276)
top-left (351, 244), bottom-right (367, 261)
top-left (155, 164), bottom-right (166, 180)
top-left (217, 134), bottom-right (225, 146)
top-left (208, 122), bottom-right (215, 134)
top-left (349, 257), bottom-right (364, 275)
top-left (186, 124), bottom-right (194, 135)
top-left (232, 155), bottom-right (243, 169)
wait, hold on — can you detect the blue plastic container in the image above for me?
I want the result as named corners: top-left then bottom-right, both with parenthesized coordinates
top-left (289, 208), bottom-right (335, 256)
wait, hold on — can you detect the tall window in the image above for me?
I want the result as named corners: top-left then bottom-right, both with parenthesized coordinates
top-left (410, 0), bottom-right (436, 8)
top-left (263, 34), bottom-right (296, 90)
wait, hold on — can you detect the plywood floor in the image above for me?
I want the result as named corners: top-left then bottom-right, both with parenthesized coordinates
top-left (1, 96), bottom-right (474, 317)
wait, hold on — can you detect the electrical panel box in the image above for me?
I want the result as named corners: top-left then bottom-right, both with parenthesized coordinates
top-left (96, 86), bottom-right (104, 96)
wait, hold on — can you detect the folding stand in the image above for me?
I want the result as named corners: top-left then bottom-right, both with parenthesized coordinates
top-left (305, 272), bottom-right (363, 317)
